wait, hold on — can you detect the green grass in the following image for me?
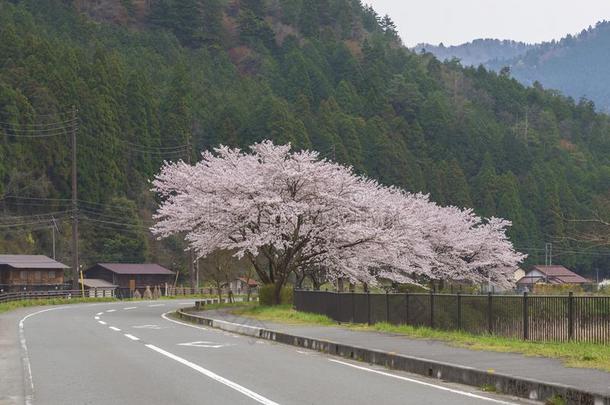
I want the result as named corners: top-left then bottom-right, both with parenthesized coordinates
top-left (232, 304), bottom-right (336, 325)
top-left (233, 305), bottom-right (610, 372)
top-left (0, 297), bottom-right (118, 314)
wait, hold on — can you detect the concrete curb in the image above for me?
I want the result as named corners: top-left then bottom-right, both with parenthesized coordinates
top-left (175, 309), bottom-right (609, 405)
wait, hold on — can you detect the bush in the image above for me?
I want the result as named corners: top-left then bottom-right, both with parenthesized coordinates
top-left (259, 284), bottom-right (294, 306)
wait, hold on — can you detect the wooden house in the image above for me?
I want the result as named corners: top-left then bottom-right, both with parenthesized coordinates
top-left (0, 255), bottom-right (68, 292)
top-left (84, 263), bottom-right (175, 292)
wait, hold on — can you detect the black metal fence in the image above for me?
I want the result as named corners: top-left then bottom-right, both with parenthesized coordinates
top-left (294, 290), bottom-right (610, 343)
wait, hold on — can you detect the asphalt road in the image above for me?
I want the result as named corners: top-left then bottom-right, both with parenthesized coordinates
top-left (7, 300), bottom-right (539, 405)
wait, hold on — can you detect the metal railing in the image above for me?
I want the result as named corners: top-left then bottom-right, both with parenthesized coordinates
top-left (294, 290), bottom-right (610, 343)
top-left (0, 289), bottom-right (90, 304)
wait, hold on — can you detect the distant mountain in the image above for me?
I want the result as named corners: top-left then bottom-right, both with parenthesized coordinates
top-left (413, 39), bottom-right (536, 67)
top-left (488, 21), bottom-right (610, 112)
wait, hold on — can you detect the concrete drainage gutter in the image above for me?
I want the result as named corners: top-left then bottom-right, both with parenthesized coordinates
top-left (175, 309), bottom-right (609, 405)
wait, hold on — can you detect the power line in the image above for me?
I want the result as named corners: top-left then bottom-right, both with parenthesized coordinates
top-left (119, 140), bottom-right (189, 151)
top-left (79, 216), bottom-right (151, 230)
top-left (0, 119), bottom-right (78, 130)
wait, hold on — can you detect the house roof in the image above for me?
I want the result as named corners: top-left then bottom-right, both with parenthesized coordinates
top-left (518, 265), bottom-right (589, 285)
top-left (238, 277), bottom-right (258, 287)
top-left (80, 278), bottom-right (117, 288)
top-left (0, 255), bottom-right (69, 269)
top-left (90, 263), bottom-right (175, 275)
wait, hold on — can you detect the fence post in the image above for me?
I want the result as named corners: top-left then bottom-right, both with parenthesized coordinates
top-left (405, 292), bottom-right (409, 325)
top-left (351, 290), bottom-right (355, 323)
top-left (386, 291), bottom-right (390, 323)
top-left (367, 291), bottom-right (371, 325)
top-left (336, 290), bottom-right (341, 322)
top-left (430, 290), bottom-right (435, 328)
top-left (568, 291), bottom-right (574, 340)
top-left (457, 292), bottom-right (462, 330)
top-left (523, 292), bottom-right (529, 340)
top-left (487, 292), bottom-right (493, 335)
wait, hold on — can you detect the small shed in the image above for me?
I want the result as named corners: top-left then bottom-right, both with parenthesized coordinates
top-left (228, 277), bottom-right (259, 294)
top-left (80, 278), bottom-right (118, 297)
top-left (0, 255), bottom-right (68, 292)
top-left (84, 263), bottom-right (175, 293)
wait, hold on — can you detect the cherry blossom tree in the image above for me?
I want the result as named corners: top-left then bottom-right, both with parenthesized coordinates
top-left (152, 141), bottom-right (525, 303)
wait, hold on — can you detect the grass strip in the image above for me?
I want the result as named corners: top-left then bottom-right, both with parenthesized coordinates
top-left (233, 305), bottom-right (610, 372)
top-left (0, 297), bottom-right (118, 314)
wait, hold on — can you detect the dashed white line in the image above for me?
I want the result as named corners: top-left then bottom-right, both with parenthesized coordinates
top-left (328, 359), bottom-right (517, 404)
top-left (98, 321), bottom-right (107, 325)
top-left (148, 304), bottom-right (165, 307)
top-left (94, 316), bottom-right (100, 320)
top-left (124, 307), bottom-right (137, 310)
top-left (124, 334), bottom-right (140, 341)
top-left (109, 326), bottom-right (121, 332)
top-left (145, 344), bottom-right (279, 405)
top-left (106, 309), bottom-right (116, 313)
top-left (96, 312), bottom-right (103, 316)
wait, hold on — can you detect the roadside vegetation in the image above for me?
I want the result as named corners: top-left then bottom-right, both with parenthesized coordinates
top-left (232, 305), bottom-right (610, 372)
top-left (0, 297), bottom-right (117, 314)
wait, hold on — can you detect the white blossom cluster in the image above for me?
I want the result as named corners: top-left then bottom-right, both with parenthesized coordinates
top-left (152, 141), bottom-right (526, 287)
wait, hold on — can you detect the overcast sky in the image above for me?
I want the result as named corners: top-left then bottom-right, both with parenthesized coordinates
top-left (365, 1), bottom-right (610, 47)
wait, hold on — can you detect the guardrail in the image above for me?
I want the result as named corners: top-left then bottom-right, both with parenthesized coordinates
top-left (0, 290), bottom-right (88, 304)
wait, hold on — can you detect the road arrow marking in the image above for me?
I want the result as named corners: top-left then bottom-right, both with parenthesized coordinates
top-left (177, 341), bottom-right (232, 349)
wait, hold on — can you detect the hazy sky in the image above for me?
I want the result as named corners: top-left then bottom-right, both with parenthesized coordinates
top-left (366, 1), bottom-right (610, 47)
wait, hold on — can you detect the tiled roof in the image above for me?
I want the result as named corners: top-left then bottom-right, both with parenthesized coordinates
top-left (0, 255), bottom-right (69, 269)
top-left (517, 265), bottom-right (589, 285)
top-left (80, 278), bottom-right (117, 288)
top-left (92, 263), bottom-right (175, 275)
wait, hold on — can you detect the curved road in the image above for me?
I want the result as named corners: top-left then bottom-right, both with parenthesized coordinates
top-left (3, 300), bottom-right (537, 405)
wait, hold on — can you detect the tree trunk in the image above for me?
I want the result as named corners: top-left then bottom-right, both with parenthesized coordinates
top-left (273, 280), bottom-right (283, 305)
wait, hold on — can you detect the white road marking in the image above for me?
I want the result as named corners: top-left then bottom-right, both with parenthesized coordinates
top-left (94, 316), bottom-right (100, 320)
top-left (98, 321), bottom-right (107, 325)
top-left (96, 312), bottom-right (104, 316)
top-left (106, 309), bottom-right (116, 313)
top-left (109, 327), bottom-right (121, 332)
top-left (124, 334), bottom-right (140, 341)
top-left (161, 311), bottom-right (208, 331)
top-left (148, 304), bottom-right (165, 307)
top-left (124, 307), bottom-right (137, 310)
top-left (177, 341), bottom-right (232, 349)
top-left (133, 324), bottom-right (166, 330)
top-left (19, 306), bottom-right (68, 405)
top-left (329, 359), bottom-right (517, 404)
top-left (296, 350), bottom-right (310, 355)
top-left (145, 344), bottom-right (279, 405)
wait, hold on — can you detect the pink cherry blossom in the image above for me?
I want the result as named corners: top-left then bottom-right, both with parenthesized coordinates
top-left (151, 140), bottom-right (525, 297)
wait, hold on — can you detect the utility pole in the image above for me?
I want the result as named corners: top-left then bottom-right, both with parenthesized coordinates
top-left (544, 243), bottom-right (553, 266)
top-left (71, 106), bottom-right (79, 289)
top-left (186, 134), bottom-right (196, 290)
top-left (51, 216), bottom-right (59, 260)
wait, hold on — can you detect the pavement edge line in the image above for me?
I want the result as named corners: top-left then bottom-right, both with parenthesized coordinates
top-left (174, 308), bottom-right (610, 405)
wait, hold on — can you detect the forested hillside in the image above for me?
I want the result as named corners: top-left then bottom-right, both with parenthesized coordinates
top-left (1, 0), bottom-right (609, 280)
top-left (487, 21), bottom-right (610, 113)
top-left (413, 39), bottom-right (535, 67)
